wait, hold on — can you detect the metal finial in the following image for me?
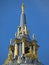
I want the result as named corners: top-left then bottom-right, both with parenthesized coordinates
top-left (15, 32), bottom-right (17, 38)
top-left (10, 38), bottom-right (12, 45)
top-left (32, 34), bottom-right (35, 39)
top-left (22, 3), bottom-right (24, 13)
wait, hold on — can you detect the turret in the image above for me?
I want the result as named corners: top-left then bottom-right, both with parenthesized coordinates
top-left (8, 39), bottom-right (14, 61)
top-left (16, 3), bottom-right (29, 38)
top-left (32, 34), bottom-right (39, 60)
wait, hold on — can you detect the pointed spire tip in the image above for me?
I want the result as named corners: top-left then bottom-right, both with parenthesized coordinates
top-left (22, 3), bottom-right (24, 13)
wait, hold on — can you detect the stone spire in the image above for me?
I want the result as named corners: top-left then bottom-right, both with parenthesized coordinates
top-left (20, 3), bottom-right (26, 27)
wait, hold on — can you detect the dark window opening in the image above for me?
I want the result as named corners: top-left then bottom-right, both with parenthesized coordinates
top-left (19, 27), bottom-right (21, 30)
top-left (25, 47), bottom-right (29, 54)
top-left (32, 45), bottom-right (33, 50)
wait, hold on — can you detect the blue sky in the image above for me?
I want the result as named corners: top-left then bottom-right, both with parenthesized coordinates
top-left (0, 0), bottom-right (49, 65)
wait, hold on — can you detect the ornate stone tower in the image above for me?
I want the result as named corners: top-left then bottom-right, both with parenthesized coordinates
top-left (4, 4), bottom-right (43, 65)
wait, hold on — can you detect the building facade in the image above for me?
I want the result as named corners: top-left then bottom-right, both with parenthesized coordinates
top-left (4, 4), bottom-right (43, 65)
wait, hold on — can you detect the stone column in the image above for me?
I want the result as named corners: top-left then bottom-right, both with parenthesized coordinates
top-left (14, 43), bottom-right (18, 58)
top-left (29, 46), bottom-right (32, 54)
top-left (22, 41), bottom-right (25, 54)
top-left (33, 46), bottom-right (35, 55)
